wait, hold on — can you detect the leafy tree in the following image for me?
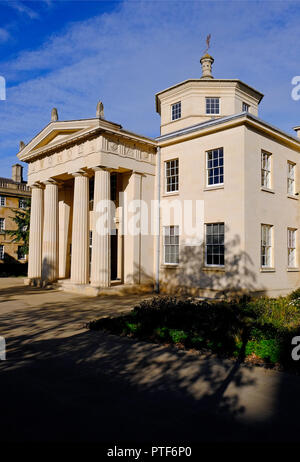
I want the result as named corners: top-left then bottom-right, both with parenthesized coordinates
top-left (7, 197), bottom-right (31, 255)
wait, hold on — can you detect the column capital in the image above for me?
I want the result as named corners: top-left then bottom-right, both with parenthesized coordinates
top-left (131, 170), bottom-right (145, 176)
top-left (92, 166), bottom-right (112, 173)
top-left (71, 169), bottom-right (89, 178)
top-left (30, 182), bottom-right (44, 190)
top-left (42, 178), bottom-right (61, 186)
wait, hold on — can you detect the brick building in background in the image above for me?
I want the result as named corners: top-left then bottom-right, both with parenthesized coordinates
top-left (0, 164), bottom-right (31, 273)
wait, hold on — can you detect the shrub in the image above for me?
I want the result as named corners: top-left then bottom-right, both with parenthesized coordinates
top-left (245, 339), bottom-right (282, 363)
top-left (168, 329), bottom-right (188, 344)
top-left (289, 287), bottom-right (300, 301)
top-left (88, 295), bottom-right (300, 370)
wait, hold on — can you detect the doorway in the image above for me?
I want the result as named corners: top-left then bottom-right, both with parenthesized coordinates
top-left (111, 230), bottom-right (118, 280)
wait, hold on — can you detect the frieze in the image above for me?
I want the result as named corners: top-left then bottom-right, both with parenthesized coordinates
top-left (103, 136), bottom-right (155, 164)
top-left (27, 136), bottom-right (155, 175)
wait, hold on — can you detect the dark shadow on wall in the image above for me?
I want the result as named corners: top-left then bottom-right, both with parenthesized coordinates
top-left (0, 253), bottom-right (27, 277)
top-left (41, 257), bottom-right (56, 285)
top-left (161, 233), bottom-right (263, 298)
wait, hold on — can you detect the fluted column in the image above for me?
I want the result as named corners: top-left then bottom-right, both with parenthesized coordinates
top-left (123, 171), bottom-right (142, 284)
top-left (70, 171), bottom-right (89, 284)
top-left (28, 184), bottom-right (44, 280)
top-left (90, 167), bottom-right (111, 287)
top-left (42, 180), bottom-right (58, 282)
top-left (58, 188), bottom-right (71, 279)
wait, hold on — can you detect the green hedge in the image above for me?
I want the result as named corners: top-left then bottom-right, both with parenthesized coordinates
top-left (88, 294), bottom-right (300, 370)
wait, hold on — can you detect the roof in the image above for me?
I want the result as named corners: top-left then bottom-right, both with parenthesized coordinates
top-left (155, 78), bottom-right (264, 113)
top-left (0, 177), bottom-right (27, 185)
top-left (17, 116), bottom-right (157, 162)
top-left (156, 112), bottom-right (300, 150)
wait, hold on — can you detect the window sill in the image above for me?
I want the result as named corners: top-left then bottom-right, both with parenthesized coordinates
top-left (162, 191), bottom-right (179, 198)
top-left (260, 267), bottom-right (275, 273)
top-left (261, 187), bottom-right (275, 194)
top-left (287, 268), bottom-right (299, 272)
top-left (203, 184), bottom-right (224, 192)
top-left (161, 264), bottom-right (178, 269)
top-left (287, 194), bottom-right (298, 200)
top-left (203, 266), bottom-right (225, 272)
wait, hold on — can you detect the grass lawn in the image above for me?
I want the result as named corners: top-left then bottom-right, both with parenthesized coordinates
top-left (88, 291), bottom-right (300, 372)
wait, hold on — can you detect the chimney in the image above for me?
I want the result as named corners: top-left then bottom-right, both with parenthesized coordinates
top-left (200, 53), bottom-right (214, 79)
top-left (12, 164), bottom-right (23, 183)
top-left (293, 126), bottom-right (300, 139)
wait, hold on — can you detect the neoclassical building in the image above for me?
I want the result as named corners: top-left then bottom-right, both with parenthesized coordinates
top-left (18, 54), bottom-right (300, 297)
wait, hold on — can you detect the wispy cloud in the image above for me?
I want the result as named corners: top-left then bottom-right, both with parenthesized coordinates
top-left (0, 0), bottom-right (300, 178)
top-left (4, 0), bottom-right (39, 19)
top-left (0, 27), bottom-right (10, 42)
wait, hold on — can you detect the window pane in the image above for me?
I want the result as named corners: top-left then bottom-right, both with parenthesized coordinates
top-left (164, 226), bottom-right (179, 264)
top-left (261, 152), bottom-right (271, 188)
top-left (261, 225), bottom-right (272, 267)
top-left (206, 148), bottom-right (224, 186)
top-left (165, 159), bottom-right (179, 193)
top-left (205, 223), bottom-right (225, 266)
top-left (171, 102), bottom-right (181, 121)
top-left (206, 98), bottom-right (220, 115)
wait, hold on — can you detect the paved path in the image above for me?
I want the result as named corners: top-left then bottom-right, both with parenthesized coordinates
top-left (0, 278), bottom-right (300, 443)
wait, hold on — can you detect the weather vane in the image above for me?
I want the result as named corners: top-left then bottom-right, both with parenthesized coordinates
top-left (204, 34), bottom-right (211, 54)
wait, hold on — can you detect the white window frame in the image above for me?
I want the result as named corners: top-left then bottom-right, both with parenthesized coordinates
top-left (261, 224), bottom-right (273, 268)
top-left (242, 102), bottom-right (250, 112)
top-left (205, 223), bottom-right (225, 267)
top-left (171, 101), bottom-right (181, 121)
top-left (261, 151), bottom-right (272, 189)
top-left (0, 196), bottom-right (6, 207)
top-left (206, 147), bottom-right (224, 187)
top-left (163, 225), bottom-right (179, 265)
top-left (287, 161), bottom-right (296, 195)
top-left (165, 158), bottom-right (179, 193)
top-left (0, 218), bottom-right (5, 232)
top-left (205, 97), bottom-right (220, 115)
top-left (288, 228), bottom-right (297, 268)
top-left (0, 245), bottom-right (4, 260)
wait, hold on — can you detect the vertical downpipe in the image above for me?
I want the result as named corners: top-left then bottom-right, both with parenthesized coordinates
top-left (155, 146), bottom-right (161, 293)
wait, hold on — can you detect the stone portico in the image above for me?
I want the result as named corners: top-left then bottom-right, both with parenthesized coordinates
top-left (18, 108), bottom-right (157, 295)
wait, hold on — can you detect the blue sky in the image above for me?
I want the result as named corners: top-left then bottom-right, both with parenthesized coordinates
top-left (0, 0), bottom-right (300, 178)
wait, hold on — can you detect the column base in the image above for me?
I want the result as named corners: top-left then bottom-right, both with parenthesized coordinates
top-left (58, 279), bottom-right (100, 297)
top-left (57, 279), bottom-right (154, 297)
top-left (24, 277), bottom-right (43, 287)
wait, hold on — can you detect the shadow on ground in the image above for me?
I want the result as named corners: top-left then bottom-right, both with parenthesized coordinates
top-left (0, 288), bottom-right (300, 443)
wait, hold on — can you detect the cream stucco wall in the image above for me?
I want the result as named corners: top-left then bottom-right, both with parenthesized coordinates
top-left (157, 81), bottom-right (261, 135)
top-left (244, 127), bottom-right (300, 296)
top-left (159, 121), bottom-right (300, 297)
top-left (159, 125), bottom-right (247, 296)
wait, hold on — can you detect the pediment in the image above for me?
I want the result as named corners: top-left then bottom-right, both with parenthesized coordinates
top-left (17, 119), bottom-right (101, 162)
top-left (34, 129), bottom-right (82, 150)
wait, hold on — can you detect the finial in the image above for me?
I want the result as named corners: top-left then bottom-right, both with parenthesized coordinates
top-left (96, 101), bottom-right (104, 119)
top-left (19, 140), bottom-right (25, 150)
top-left (51, 107), bottom-right (58, 122)
top-left (200, 34), bottom-right (214, 79)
